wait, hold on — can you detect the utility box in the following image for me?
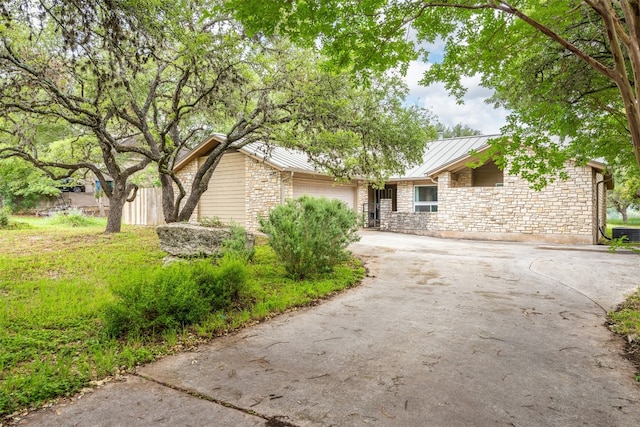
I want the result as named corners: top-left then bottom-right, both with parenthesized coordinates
top-left (612, 227), bottom-right (640, 243)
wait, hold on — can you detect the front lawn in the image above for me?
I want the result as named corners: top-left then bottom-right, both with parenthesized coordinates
top-left (0, 217), bottom-right (364, 419)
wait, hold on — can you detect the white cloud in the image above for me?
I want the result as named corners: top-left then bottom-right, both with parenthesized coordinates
top-left (404, 60), bottom-right (508, 135)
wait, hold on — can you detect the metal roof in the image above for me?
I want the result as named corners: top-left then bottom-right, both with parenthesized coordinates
top-left (240, 142), bottom-right (317, 172)
top-left (177, 133), bottom-right (605, 179)
top-left (241, 136), bottom-right (500, 178)
top-left (396, 134), bottom-right (500, 179)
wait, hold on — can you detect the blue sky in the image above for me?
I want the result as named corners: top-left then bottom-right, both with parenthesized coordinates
top-left (403, 42), bottom-right (508, 135)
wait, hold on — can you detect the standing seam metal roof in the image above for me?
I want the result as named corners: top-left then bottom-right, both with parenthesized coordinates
top-left (178, 134), bottom-right (503, 178)
top-left (240, 142), bottom-right (317, 172)
top-left (393, 134), bottom-right (500, 179)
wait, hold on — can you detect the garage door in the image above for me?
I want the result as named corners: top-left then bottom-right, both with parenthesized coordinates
top-left (292, 178), bottom-right (356, 208)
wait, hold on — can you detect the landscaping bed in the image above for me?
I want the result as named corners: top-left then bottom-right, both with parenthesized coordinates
top-left (0, 217), bottom-right (364, 420)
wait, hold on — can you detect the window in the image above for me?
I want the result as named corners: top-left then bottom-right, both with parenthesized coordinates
top-left (414, 186), bottom-right (438, 212)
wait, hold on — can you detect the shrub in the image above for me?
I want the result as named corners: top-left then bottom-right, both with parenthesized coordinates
top-left (104, 257), bottom-right (249, 337)
top-left (50, 208), bottom-right (95, 227)
top-left (221, 224), bottom-right (255, 261)
top-left (0, 208), bottom-right (8, 228)
top-left (200, 216), bottom-right (224, 228)
top-left (259, 196), bottom-right (360, 279)
top-left (200, 255), bottom-right (250, 310)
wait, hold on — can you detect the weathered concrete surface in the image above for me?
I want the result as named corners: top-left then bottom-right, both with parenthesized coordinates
top-left (17, 231), bottom-right (640, 426)
top-left (15, 375), bottom-right (265, 427)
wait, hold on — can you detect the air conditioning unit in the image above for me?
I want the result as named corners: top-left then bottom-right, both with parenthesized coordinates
top-left (612, 227), bottom-right (640, 243)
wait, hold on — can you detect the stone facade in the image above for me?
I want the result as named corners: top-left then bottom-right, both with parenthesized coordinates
top-left (245, 157), bottom-right (293, 232)
top-left (379, 163), bottom-right (604, 244)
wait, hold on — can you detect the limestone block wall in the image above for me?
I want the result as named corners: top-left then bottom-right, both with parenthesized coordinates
top-left (396, 181), bottom-right (414, 213)
top-left (245, 157), bottom-right (285, 232)
top-left (380, 164), bottom-right (599, 244)
top-left (356, 181), bottom-right (369, 225)
top-left (451, 169), bottom-right (472, 188)
top-left (379, 199), bottom-right (392, 231)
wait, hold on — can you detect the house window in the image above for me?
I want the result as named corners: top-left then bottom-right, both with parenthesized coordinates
top-left (414, 186), bottom-right (438, 212)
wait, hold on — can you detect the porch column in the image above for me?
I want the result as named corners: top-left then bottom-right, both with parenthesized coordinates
top-left (379, 198), bottom-right (392, 231)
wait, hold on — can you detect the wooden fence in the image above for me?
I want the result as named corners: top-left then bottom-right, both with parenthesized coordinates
top-left (123, 187), bottom-right (164, 226)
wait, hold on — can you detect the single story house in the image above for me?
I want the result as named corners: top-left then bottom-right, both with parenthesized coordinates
top-left (172, 133), bottom-right (611, 244)
top-left (173, 133), bottom-right (364, 232)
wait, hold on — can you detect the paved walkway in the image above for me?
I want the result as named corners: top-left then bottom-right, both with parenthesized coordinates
top-left (17, 232), bottom-right (640, 426)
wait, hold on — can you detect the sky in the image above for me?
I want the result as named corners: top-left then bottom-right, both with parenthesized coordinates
top-left (403, 44), bottom-right (509, 136)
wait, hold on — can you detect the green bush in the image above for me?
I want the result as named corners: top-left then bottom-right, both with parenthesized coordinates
top-left (221, 224), bottom-right (255, 261)
top-left (259, 196), bottom-right (360, 279)
top-left (201, 255), bottom-right (250, 310)
top-left (0, 208), bottom-right (8, 228)
top-left (200, 216), bottom-right (224, 228)
top-left (50, 208), bottom-right (95, 227)
top-left (104, 257), bottom-right (249, 337)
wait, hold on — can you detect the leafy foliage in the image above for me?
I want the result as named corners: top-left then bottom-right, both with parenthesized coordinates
top-left (0, 208), bottom-right (8, 227)
top-left (229, 0), bottom-right (640, 180)
top-left (50, 209), bottom-right (97, 227)
top-left (1, 1), bottom-right (435, 233)
top-left (0, 157), bottom-right (60, 212)
top-left (435, 122), bottom-right (482, 139)
top-left (103, 257), bottom-right (249, 337)
top-left (220, 224), bottom-right (255, 261)
top-left (0, 220), bottom-right (363, 417)
top-left (259, 196), bottom-right (360, 279)
top-left (608, 168), bottom-right (640, 223)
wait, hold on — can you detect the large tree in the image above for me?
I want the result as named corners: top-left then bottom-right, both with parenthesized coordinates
top-left (227, 0), bottom-right (640, 177)
top-left (1, 0), bottom-right (433, 232)
top-left (608, 168), bottom-right (640, 223)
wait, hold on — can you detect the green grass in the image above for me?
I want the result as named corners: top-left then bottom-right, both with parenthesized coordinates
top-left (608, 288), bottom-right (640, 380)
top-left (605, 220), bottom-right (640, 241)
top-left (608, 218), bottom-right (640, 227)
top-left (0, 217), bottom-right (363, 418)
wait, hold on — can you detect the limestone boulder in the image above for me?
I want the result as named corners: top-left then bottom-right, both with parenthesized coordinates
top-left (155, 222), bottom-right (254, 258)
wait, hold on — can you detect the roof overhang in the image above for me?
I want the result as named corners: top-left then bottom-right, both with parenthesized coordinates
top-left (174, 133), bottom-right (226, 173)
top-left (425, 145), bottom-right (491, 178)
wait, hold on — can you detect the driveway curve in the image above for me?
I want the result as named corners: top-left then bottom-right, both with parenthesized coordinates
top-left (19, 231), bottom-right (640, 426)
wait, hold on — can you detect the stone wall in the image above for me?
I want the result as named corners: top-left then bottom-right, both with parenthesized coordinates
top-left (451, 169), bottom-right (472, 188)
top-left (245, 157), bottom-right (288, 232)
top-left (356, 181), bottom-right (369, 225)
top-left (380, 164), bottom-right (601, 244)
top-left (396, 181), bottom-right (414, 213)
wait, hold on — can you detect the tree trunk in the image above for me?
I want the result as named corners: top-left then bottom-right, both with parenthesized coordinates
top-left (104, 197), bottom-right (124, 233)
top-left (622, 208), bottom-right (629, 224)
top-left (103, 180), bottom-right (130, 233)
top-left (160, 174), bottom-right (178, 223)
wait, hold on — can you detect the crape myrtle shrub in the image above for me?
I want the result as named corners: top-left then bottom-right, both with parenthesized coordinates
top-left (259, 196), bottom-right (360, 279)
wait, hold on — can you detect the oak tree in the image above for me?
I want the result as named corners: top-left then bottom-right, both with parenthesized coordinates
top-left (228, 0), bottom-right (640, 177)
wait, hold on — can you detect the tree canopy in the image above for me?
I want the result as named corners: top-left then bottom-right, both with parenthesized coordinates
top-left (435, 123), bottom-right (482, 139)
top-left (1, 0), bottom-right (434, 231)
top-left (608, 167), bottom-right (640, 223)
top-left (228, 0), bottom-right (640, 181)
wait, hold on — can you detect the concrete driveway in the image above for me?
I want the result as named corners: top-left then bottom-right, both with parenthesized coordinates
top-left (18, 231), bottom-right (640, 426)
